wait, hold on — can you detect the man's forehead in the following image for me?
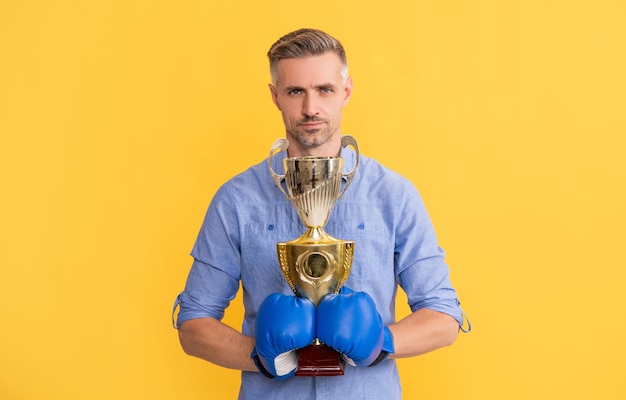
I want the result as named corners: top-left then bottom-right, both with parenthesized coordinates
top-left (275, 53), bottom-right (344, 86)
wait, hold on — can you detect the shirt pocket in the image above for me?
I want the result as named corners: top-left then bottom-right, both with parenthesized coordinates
top-left (325, 218), bottom-right (395, 286)
top-left (240, 220), bottom-right (305, 292)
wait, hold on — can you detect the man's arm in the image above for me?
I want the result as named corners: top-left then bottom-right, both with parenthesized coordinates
top-left (178, 317), bottom-right (257, 372)
top-left (388, 308), bottom-right (459, 359)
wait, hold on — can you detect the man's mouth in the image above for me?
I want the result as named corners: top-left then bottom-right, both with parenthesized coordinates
top-left (299, 119), bottom-right (326, 129)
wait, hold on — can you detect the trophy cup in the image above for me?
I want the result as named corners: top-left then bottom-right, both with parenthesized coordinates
top-left (268, 135), bottom-right (360, 376)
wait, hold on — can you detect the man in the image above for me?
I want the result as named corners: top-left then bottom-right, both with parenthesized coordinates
top-left (173, 28), bottom-right (469, 399)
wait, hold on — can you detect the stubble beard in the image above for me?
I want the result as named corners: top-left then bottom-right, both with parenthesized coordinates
top-left (289, 119), bottom-right (334, 150)
top-left (292, 129), bottom-right (328, 149)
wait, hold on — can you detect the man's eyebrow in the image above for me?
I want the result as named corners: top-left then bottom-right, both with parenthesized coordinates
top-left (283, 83), bottom-right (338, 92)
top-left (315, 82), bottom-right (337, 89)
top-left (284, 85), bottom-right (305, 92)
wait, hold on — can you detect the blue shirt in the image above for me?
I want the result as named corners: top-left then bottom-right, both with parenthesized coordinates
top-left (175, 144), bottom-right (463, 399)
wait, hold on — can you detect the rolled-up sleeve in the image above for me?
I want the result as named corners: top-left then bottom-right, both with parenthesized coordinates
top-left (173, 184), bottom-right (242, 328)
top-left (397, 258), bottom-right (463, 325)
top-left (394, 181), bottom-right (463, 326)
top-left (173, 259), bottom-right (240, 327)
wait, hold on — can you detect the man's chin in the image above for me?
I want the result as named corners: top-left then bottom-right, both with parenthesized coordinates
top-left (293, 132), bottom-right (327, 149)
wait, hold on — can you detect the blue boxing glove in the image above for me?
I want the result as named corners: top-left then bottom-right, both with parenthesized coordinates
top-left (316, 288), bottom-right (394, 367)
top-left (252, 293), bottom-right (316, 380)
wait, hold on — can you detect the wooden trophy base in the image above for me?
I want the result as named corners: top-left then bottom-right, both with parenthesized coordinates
top-left (295, 343), bottom-right (345, 376)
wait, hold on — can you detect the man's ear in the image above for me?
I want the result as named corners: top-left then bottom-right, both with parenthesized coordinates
top-left (343, 77), bottom-right (353, 106)
top-left (269, 83), bottom-right (281, 111)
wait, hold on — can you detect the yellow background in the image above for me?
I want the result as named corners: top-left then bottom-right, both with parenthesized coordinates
top-left (1, 1), bottom-right (625, 399)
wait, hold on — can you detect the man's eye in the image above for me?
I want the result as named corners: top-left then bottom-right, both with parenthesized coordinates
top-left (288, 89), bottom-right (302, 95)
top-left (320, 88), bottom-right (333, 93)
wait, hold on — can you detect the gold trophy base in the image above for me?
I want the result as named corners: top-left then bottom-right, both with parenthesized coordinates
top-left (296, 343), bottom-right (345, 377)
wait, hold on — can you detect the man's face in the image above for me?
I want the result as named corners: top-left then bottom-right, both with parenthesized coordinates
top-left (269, 52), bottom-right (352, 156)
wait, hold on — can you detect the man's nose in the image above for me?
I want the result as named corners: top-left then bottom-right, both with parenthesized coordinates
top-left (302, 94), bottom-right (319, 117)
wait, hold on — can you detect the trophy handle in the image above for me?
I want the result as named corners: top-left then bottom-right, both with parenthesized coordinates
top-left (268, 138), bottom-right (290, 199)
top-left (338, 135), bottom-right (359, 198)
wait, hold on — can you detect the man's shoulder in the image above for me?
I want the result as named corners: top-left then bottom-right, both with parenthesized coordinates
top-left (227, 157), bottom-right (269, 184)
top-left (214, 157), bottom-right (276, 202)
top-left (358, 154), bottom-right (412, 187)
